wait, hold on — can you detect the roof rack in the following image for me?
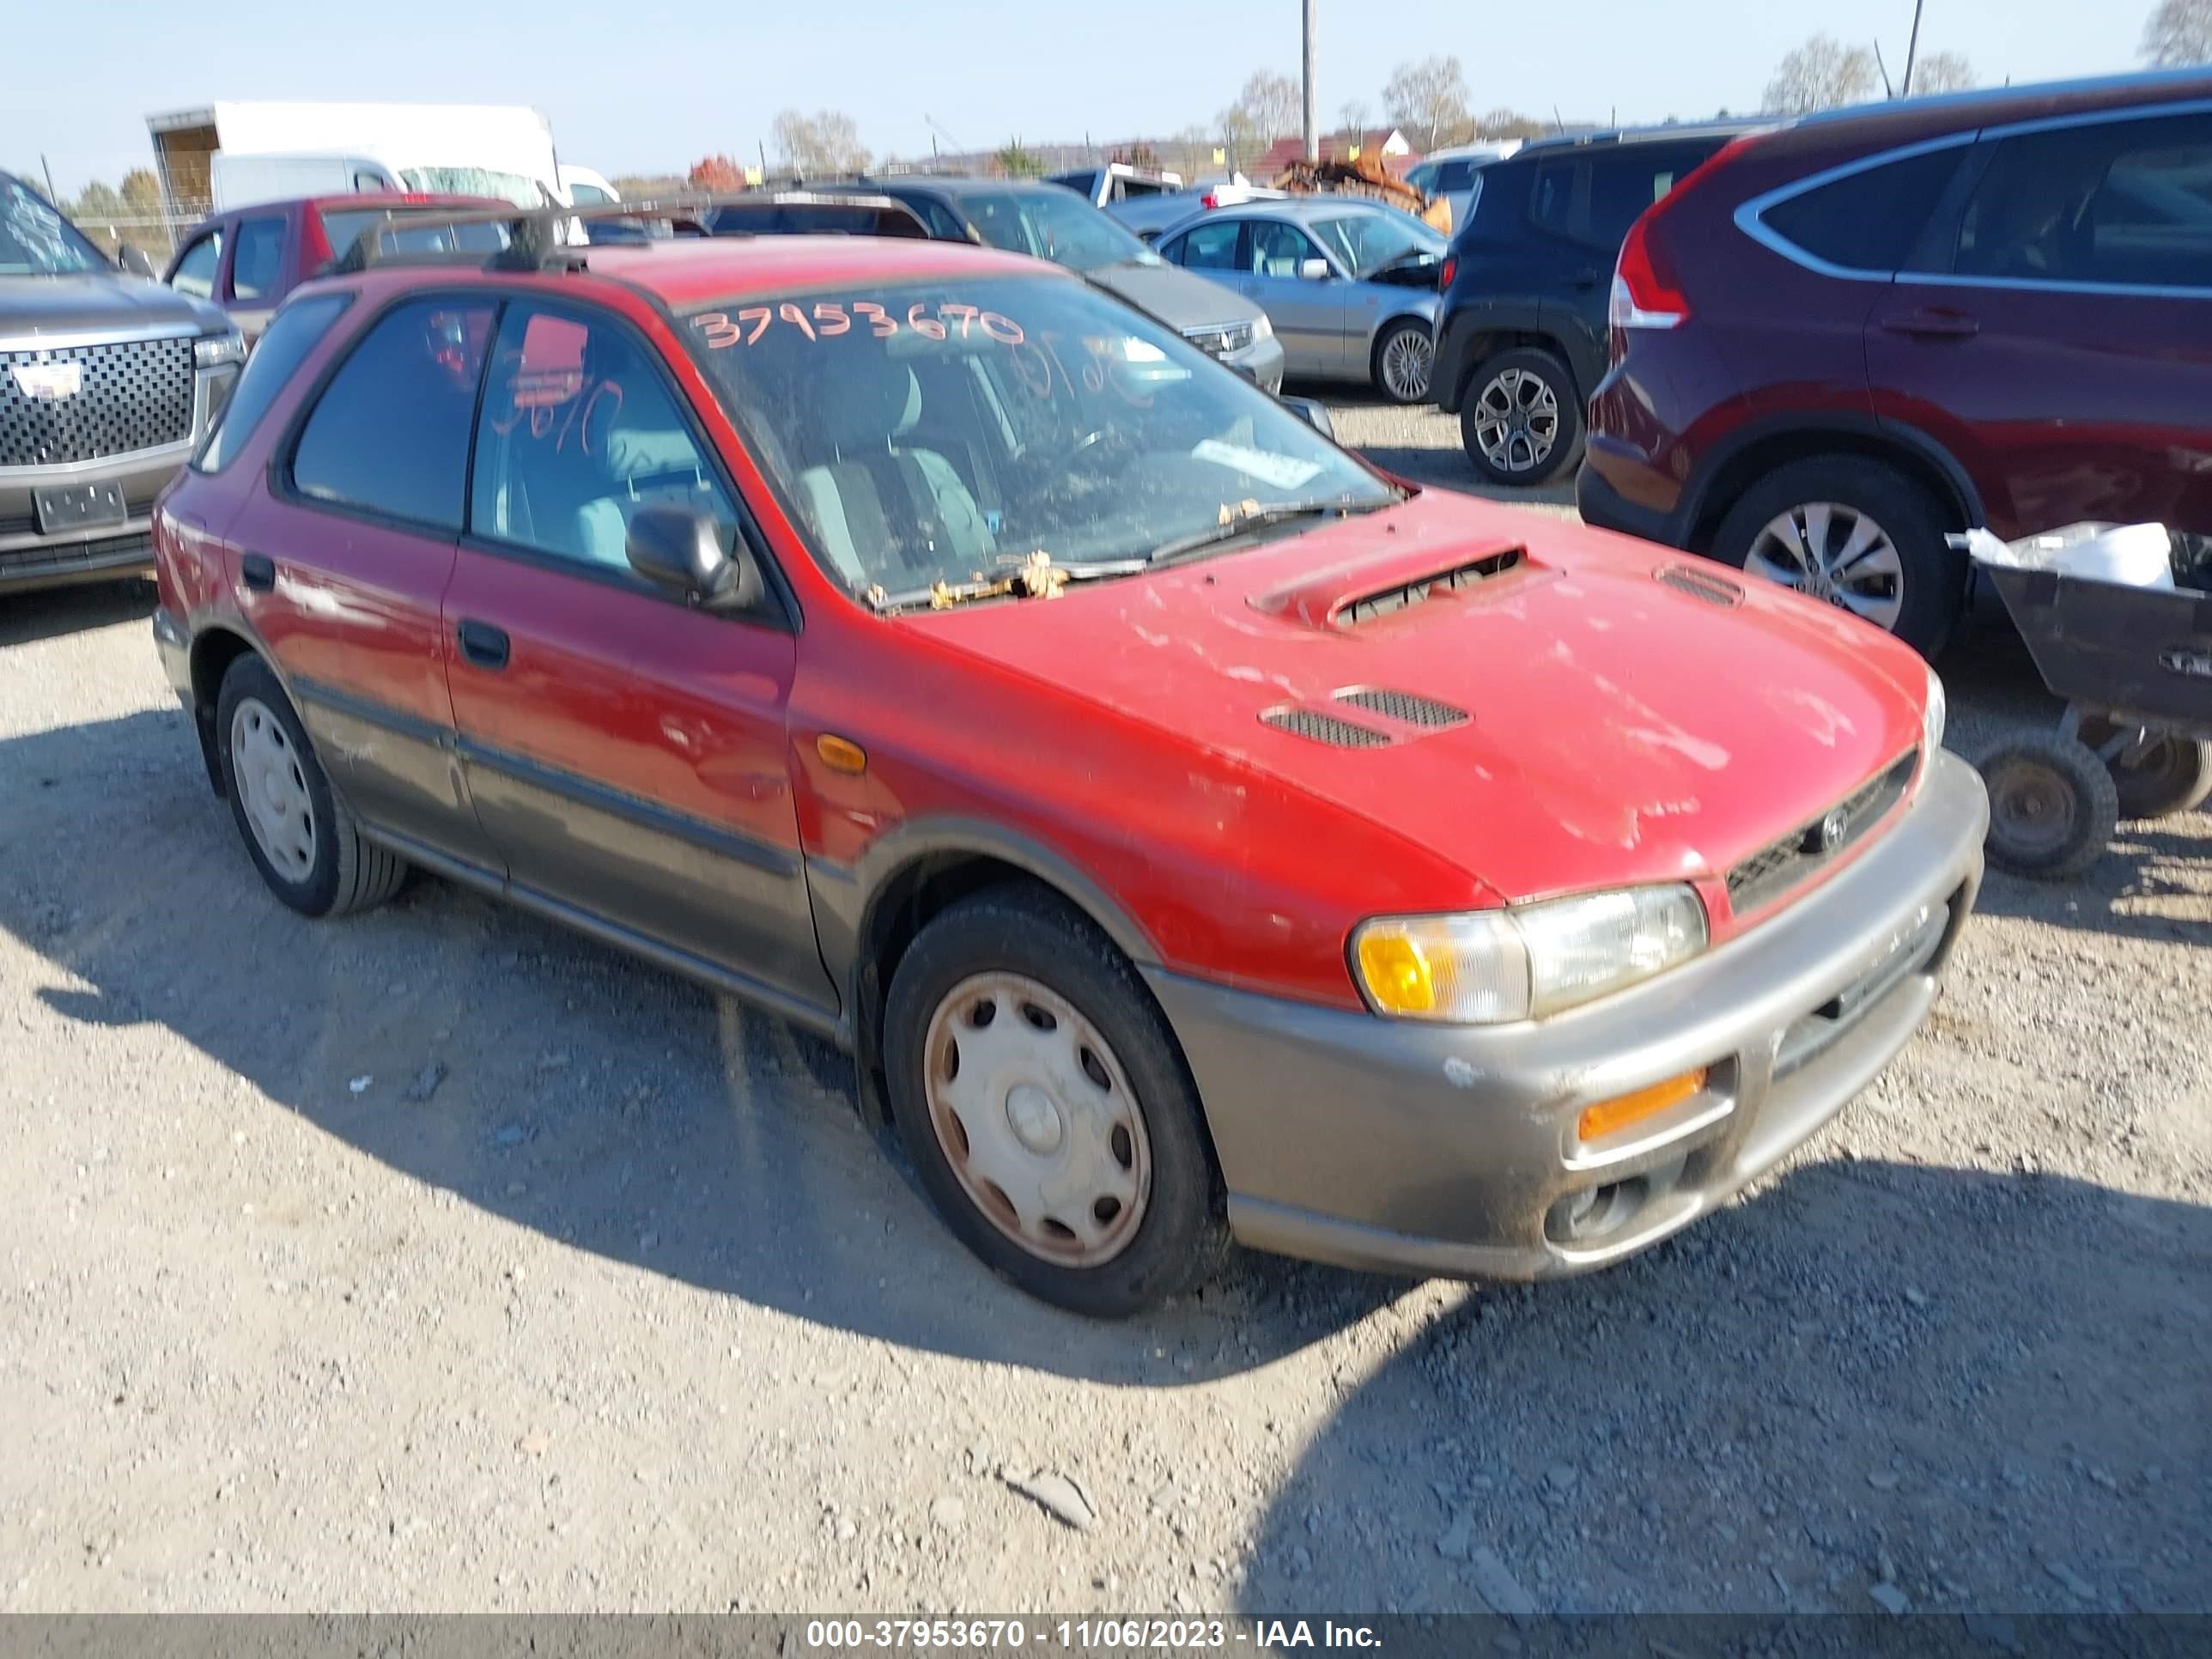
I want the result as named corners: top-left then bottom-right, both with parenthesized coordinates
top-left (1516, 118), bottom-right (1766, 154)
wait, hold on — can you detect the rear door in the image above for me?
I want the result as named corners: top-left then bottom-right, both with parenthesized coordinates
top-left (227, 291), bottom-right (501, 868)
top-left (441, 296), bottom-right (833, 1015)
top-left (1871, 107), bottom-right (2212, 538)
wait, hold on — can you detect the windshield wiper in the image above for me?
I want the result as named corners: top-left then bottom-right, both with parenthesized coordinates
top-left (1146, 499), bottom-right (1389, 567)
top-left (866, 551), bottom-right (1147, 614)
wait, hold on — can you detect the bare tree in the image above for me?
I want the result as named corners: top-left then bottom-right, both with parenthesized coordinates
top-left (1910, 50), bottom-right (1978, 93)
top-left (771, 110), bottom-right (871, 177)
top-left (1218, 71), bottom-right (1302, 147)
top-left (1479, 107), bottom-right (1551, 142)
top-left (2141, 0), bottom-right (2212, 64)
top-left (1337, 98), bottom-right (1372, 139)
top-left (1384, 55), bottom-right (1471, 149)
top-left (1763, 34), bottom-right (1881, 114)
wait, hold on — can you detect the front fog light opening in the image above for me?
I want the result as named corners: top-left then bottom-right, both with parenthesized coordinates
top-left (1547, 1156), bottom-right (1688, 1245)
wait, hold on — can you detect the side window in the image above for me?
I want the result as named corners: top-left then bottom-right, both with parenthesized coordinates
top-left (1435, 161), bottom-right (1477, 193)
top-left (913, 198), bottom-right (970, 240)
top-left (1249, 221), bottom-right (1322, 276)
top-left (1955, 112), bottom-right (2212, 289)
top-left (1169, 219), bottom-right (1242, 270)
top-left (229, 216), bottom-right (285, 300)
top-left (1528, 161), bottom-right (1581, 238)
top-left (1764, 146), bottom-right (1971, 274)
top-left (1587, 148), bottom-right (1708, 247)
top-left (568, 182), bottom-right (611, 205)
top-left (470, 304), bottom-right (738, 576)
top-left (289, 298), bottom-right (495, 529)
top-left (170, 230), bottom-right (222, 299)
top-left (194, 294), bottom-right (349, 474)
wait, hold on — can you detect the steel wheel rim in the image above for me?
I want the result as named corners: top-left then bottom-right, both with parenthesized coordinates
top-left (1988, 759), bottom-right (2077, 856)
top-left (1382, 328), bottom-right (1433, 400)
top-left (1745, 501), bottom-right (1905, 631)
top-left (1472, 368), bottom-right (1559, 472)
top-left (922, 971), bottom-right (1152, 1267)
top-left (229, 697), bottom-right (317, 880)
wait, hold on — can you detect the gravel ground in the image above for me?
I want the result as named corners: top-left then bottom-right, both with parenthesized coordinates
top-left (2, 395), bottom-right (2206, 1618)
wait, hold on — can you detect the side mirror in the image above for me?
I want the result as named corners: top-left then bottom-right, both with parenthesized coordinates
top-left (1279, 396), bottom-right (1334, 440)
top-left (1298, 257), bottom-right (1332, 282)
top-left (625, 505), bottom-right (763, 611)
top-left (117, 245), bottom-right (158, 279)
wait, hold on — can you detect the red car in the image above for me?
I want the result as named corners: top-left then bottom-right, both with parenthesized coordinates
top-left (162, 192), bottom-right (510, 344)
top-left (151, 219), bottom-right (1985, 1316)
top-left (1579, 69), bottom-right (2212, 658)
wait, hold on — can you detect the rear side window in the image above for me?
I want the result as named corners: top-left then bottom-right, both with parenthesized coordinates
top-left (1763, 146), bottom-right (1970, 273)
top-left (1587, 145), bottom-right (1717, 246)
top-left (1433, 160), bottom-right (1478, 192)
top-left (1952, 111), bottom-right (2212, 290)
top-left (229, 216), bottom-right (285, 300)
top-left (170, 230), bottom-right (222, 299)
top-left (1529, 161), bottom-right (1578, 237)
top-left (289, 297), bottom-right (495, 529)
top-left (192, 293), bottom-right (349, 474)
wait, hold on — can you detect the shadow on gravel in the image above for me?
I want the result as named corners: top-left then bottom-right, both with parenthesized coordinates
top-left (1234, 1160), bottom-right (2212, 1618)
top-left (0, 578), bottom-right (154, 648)
top-left (0, 708), bottom-right (1398, 1386)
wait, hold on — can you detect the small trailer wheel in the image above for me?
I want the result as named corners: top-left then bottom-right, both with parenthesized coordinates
top-left (2075, 714), bottom-right (2212, 821)
top-left (1979, 732), bottom-right (2118, 879)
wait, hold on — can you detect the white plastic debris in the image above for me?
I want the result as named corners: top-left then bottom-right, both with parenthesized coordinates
top-left (1951, 522), bottom-right (2173, 590)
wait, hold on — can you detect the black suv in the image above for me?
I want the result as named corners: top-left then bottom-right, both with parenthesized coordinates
top-left (1431, 124), bottom-right (1753, 486)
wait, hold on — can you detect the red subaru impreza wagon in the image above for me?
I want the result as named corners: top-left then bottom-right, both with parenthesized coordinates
top-left (150, 214), bottom-right (1987, 1316)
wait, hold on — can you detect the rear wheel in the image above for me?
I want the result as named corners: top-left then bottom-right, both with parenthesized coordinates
top-left (1979, 732), bottom-right (2117, 879)
top-left (1459, 346), bottom-right (1583, 485)
top-left (1372, 318), bottom-right (1435, 404)
top-left (883, 886), bottom-right (1228, 1317)
top-left (2075, 714), bottom-right (2212, 821)
top-left (1708, 456), bottom-right (1962, 658)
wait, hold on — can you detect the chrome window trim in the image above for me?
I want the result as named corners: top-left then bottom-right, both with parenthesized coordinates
top-left (1735, 98), bottom-right (2212, 297)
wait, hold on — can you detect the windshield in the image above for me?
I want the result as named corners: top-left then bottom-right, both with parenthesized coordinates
top-left (685, 275), bottom-right (1394, 600)
top-left (398, 167), bottom-right (546, 209)
top-left (957, 191), bottom-right (1153, 273)
top-left (1312, 209), bottom-right (1445, 276)
top-left (0, 174), bottom-right (109, 276)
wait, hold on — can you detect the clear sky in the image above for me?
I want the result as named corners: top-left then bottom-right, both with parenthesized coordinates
top-left (9, 0), bottom-right (2169, 198)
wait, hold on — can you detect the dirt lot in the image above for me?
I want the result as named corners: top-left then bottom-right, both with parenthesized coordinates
top-left (2, 397), bottom-right (2207, 1617)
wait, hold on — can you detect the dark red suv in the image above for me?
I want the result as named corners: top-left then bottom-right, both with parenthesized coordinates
top-left (1578, 69), bottom-right (2212, 657)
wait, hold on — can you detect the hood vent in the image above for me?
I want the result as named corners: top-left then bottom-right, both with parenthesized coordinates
top-left (1656, 563), bottom-right (1744, 608)
top-left (1261, 706), bottom-right (1392, 748)
top-left (1338, 549), bottom-right (1525, 628)
top-left (1335, 687), bottom-right (1470, 729)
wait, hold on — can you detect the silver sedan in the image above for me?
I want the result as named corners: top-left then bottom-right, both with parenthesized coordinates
top-left (1148, 198), bottom-right (1446, 404)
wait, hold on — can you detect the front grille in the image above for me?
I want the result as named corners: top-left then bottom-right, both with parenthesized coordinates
top-left (1335, 687), bottom-right (1469, 729)
top-left (1182, 321), bottom-right (1257, 359)
top-left (1726, 750), bottom-right (1919, 918)
top-left (1260, 706), bottom-right (1391, 748)
top-left (0, 337), bottom-right (195, 468)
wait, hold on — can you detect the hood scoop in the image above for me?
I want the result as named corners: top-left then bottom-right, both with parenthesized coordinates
top-left (1249, 541), bottom-right (1535, 629)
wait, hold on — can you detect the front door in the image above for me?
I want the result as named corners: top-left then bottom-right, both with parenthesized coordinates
top-left (1239, 221), bottom-right (1348, 376)
top-left (442, 298), bottom-right (834, 1017)
top-left (228, 291), bottom-right (501, 870)
top-left (1869, 108), bottom-right (2212, 540)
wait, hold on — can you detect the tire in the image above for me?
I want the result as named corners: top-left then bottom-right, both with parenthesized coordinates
top-left (1707, 456), bottom-right (1962, 659)
top-left (215, 654), bottom-right (406, 918)
top-left (1978, 732), bottom-right (2117, 880)
top-left (1371, 318), bottom-right (1435, 405)
top-left (883, 885), bottom-right (1230, 1318)
top-left (2075, 714), bottom-right (2212, 821)
top-left (1458, 346), bottom-right (1583, 486)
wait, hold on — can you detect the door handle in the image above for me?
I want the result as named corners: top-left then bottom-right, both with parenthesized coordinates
top-left (240, 552), bottom-right (275, 592)
top-left (456, 619), bottom-right (510, 671)
top-left (1881, 308), bottom-right (1979, 339)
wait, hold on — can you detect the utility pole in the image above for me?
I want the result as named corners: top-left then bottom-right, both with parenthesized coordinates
top-left (1301, 0), bottom-right (1319, 162)
top-left (1901, 0), bottom-right (1926, 97)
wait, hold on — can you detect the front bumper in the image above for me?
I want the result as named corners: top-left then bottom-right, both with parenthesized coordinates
top-left (1227, 333), bottom-right (1285, 396)
top-left (1147, 750), bottom-right (1989, 1281)
top-left (1575, 444), bottom-right (1692, 548)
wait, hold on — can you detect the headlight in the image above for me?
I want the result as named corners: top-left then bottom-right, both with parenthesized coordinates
top-left (195, 331), bottom-right (247, 369)
top-left (1921, 663), bottom-right (1947, 756)
top-left (1249, 312), bottom-right (1273, 342)
top-left (1352, 885), bottom-right (1708, 1024)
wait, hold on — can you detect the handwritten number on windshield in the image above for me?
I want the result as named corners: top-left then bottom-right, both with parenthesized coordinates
top-left (691, 304), bottom-right (1024, 349)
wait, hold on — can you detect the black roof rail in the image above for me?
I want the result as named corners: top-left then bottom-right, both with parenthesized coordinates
top-left (1515, 119), bottom-right (1768, 154)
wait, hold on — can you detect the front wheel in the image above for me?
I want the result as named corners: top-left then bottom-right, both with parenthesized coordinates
top-left (1371, 318), bottom-right (1435, 405)
top-left (883, 887), bottom-right (1228, 1317)
top-left (1979, 732), bottom-right (2117, 879)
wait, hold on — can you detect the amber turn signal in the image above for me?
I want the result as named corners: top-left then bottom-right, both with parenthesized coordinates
top-left (1577, 1067), bottom-right (1707, 1145)
top-left (816, 734), bottom-right (867, 774)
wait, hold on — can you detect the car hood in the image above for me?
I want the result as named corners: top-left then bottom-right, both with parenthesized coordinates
top-left (921, 492), bottom-right (1928, 916)
top-left (1087, 259), bottom-right (1262, 334)
top-left (0, 273), bottom-right (228, 343)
